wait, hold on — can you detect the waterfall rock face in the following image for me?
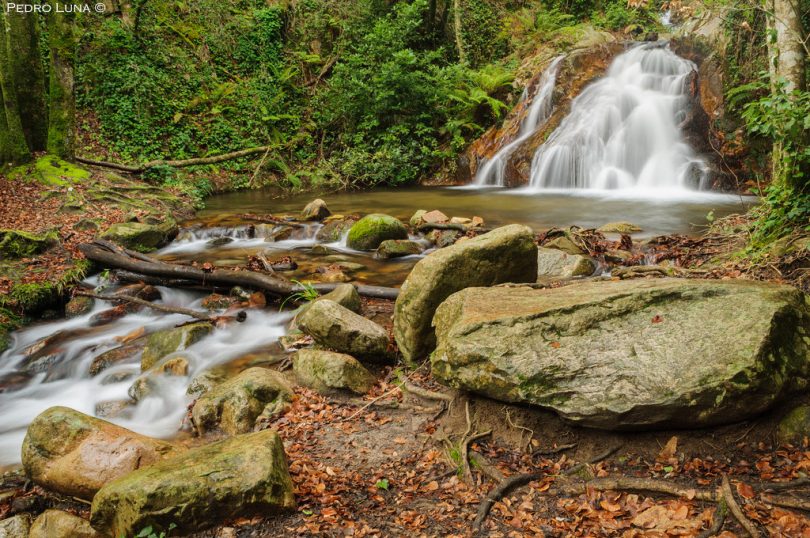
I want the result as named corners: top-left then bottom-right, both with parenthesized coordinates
top-left (432, 279), bottom-right (810, 430)
top-left (394, 224), bottom-right (537, 363)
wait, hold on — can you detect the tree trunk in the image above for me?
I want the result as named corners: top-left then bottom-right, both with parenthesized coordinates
top-left (773, 0), bottom-right (806, 92)
top-left (6, 9), bottom-right (47, 151)
top-left (46, 3), bottom-right (77, 160)
top-left (453, 0), bottom-right (466, 65)
top-left (0, 9), bottom-right (31, 165)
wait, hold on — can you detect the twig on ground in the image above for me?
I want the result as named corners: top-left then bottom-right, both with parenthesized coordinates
top-left (721, 475), bottom-right (760, 537)
top-left (563, 444), bottom-right (621, 477)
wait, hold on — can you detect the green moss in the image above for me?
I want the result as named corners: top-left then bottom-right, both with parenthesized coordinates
top-left (8, 155), bottom-right (90, 186)
top-left (346, 214), bottom-right (408, 251)
top-left (0, 229), bottom-right (58, 259)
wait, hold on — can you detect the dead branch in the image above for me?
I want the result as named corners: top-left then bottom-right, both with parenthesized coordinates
top-left (721, 475), bottom-right (760, 537)
top-left (76, 290), bottom-right (213, 321)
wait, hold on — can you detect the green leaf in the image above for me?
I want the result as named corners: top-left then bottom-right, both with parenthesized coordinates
top-left (375, 478), bottom-right (390, 490)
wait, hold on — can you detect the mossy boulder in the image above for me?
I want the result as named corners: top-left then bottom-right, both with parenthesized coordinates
top-left (0, 514), bottom-right (31, 537)
top-left (0, 229), bottom-right (58, 260)
top-left (191, 367), bottom-right (293, 435)
top-left (777, 405), bottom-right (810, 446)
top-left (140, 322), bottom-right (213, 371)
top-left (9, 155), bottom-right (90, 186)
top-left (375, 239), bottom-right (422, 259)
top-left (346, 214), bottom-right (408, 251)
top-left (394, 224), bottom-right (538, 364)
top-left (90, 430), bottom-right (295, 537)
top-left (432, 279), bottom-right (810, 430)
top-left (21, 406), bottom-right (180, 499)
top-left (30, 510), bottom-right (101, 538)
top-left (297, 300), bottom-right (389, 361)
top-left (293, 349), bottom-right (374, 394)
top-left (536, 247), bottom-right (596, 279)
top-left (100, 218), bottom-right (178, 252)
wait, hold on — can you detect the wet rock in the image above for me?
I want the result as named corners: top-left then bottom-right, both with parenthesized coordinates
top-left (432, 279), bottom-right (810, 430)
top-left (394, 224), bottom-right (537, 363)
top-left (777, 405), bottom-right (810, 446)
top-left (207, 236), bottom-right (234, 247)
top-left (187, 369), bottom-right (226, 398)
top-left (346, 214), bottom-right (408, 251)
top-left (543, 234), bottom-right (586, 255)
top-left (605, 249), bottom-right (633, 264)
top-left (0, 371), bottom-right (33, 394)
top-left (297, 300), bottom-right (389, 361)
top-left (100, 218), bottom-right (178, 252)
top-left (0, 229), bottom-right (58, 259)
top-left (64, 296), bottom-right (94, 318)
top-left (230, 286), bottom-right (252, 301)
top-left (90, 430), bottom-right (295, 537)
top-left (29, 510), bottom-right (101, 538)
top-left (22, 406), bottom-right (180, 499)
top-left (315, 218), bottom-right (356, 242)
top-left (536, 247), bottom-right (596, 279)
top-left (426, 229), bottom-right (460, 248)
top-left (598, 222), bottom-right (643, 234)
top-left (95, 400), bottom-right (131, 419)
top-left (141, 322), bottom-right (212, 371)
top-left (331, 261), bottom-right (365, 272)
top-left (89, 341), bottom-right (143, 376)
top-left (293, 349), bottom-right (374, 394)
top-left (89, 304), bottom-right (130, 326)
top-left (0, 514), bottom-right (31, 537)
top-left (201, 293), bottom-right (240, 311)
top-left (311, 244), bottom-right (337, 256)
top-left (470, 216), bottom-right (485, 228)
top-left (409, 210), bottom-right (427, 227)
top-left (129, 355), bottom-right (191, 401)
top-left (422, 210), bottom-right (449, 224)
top-left (375, 239), bottom-right (422, 259)
top-left (317, 267), bottom-right (351, 283)
top-left (191, 367), bottom-right (293, 435)
top-left (450, 217), bottom-right (471, 225)
top-left (300, 198), bottom-right (331, 221)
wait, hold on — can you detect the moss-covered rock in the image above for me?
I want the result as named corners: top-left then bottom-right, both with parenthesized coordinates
top-left (21, 406), bottom-right (180, 499)
top-left (346, 214), bottom-right (408, 251)
top-left (777, 405), bottom-right (810, 446)
top-left (315, 217), bottom-right (357, 242)
top-left (9, 155), bottom-right (90, 186)
top-left (0, 229), bottom-right (58, 260)
top-left (191, 367), bottom-right (293, 435)
top-left (297, 300), bottom-right (389, 361)
top-left (90, 430), bottom-right (295, 537)
top-left (394, 224), bottom-right (538, 364)
top-left (100, 218), bottom-right (178, 252)
top-left (432, 279), bottom-right (810, 430)
top-left (30, 510), bottom-right (101, 538)
top-left (64, 295), bottom-right (94, 318)
top-left (293, 349), bottom-right (374, 394)
top-left (375, 239), bottom-right (423, 259)
top-left (141, 322), bottom-right (212, 371)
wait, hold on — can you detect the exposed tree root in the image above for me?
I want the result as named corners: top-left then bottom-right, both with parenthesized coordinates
top-left (762, 493), bottom-right (810, 512)
top-left (721, 474), bottom-right (761, 537)
top-left (696, 498), bottom-right (727, 538)
top-left (400, 380), bottom-right (454, 402)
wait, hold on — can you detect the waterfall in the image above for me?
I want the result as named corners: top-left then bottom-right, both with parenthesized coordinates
top-left (473, 55), bottom-right (564, 187)
top-left (527, 43), bottom-right (708, 192)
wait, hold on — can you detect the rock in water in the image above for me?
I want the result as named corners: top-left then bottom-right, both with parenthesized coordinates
top-left (300, 198), bottom-right (331, 221)
top-left (293, 349), bottom-right (375, 394)
top-left (346, 214), bottom-right (408, 251)
top-left (375, 239), bottom-right (422, 259)
top-left (191, 367), bottom-right (293, 435)
top-left (30, 510), bottom-right (101, 538)
top-left (394, 224), bottom-right (537, 364)
top-left (431, 279), bottom-right (810, 429)
top-left (90, 430), bottom-right (295, 537)
top-left (140, 322), bottom-right (212, 370)
top-left (21, 406), bottom-right (180, 499)
top-left (297, 300), bottom-right (389, 361)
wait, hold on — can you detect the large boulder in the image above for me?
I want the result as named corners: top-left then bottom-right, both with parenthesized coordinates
top-left (346, 214), bottom-right (408, 251)
top-left (140, 322), bottom-right (212, 370)
top-left (191, 367), bottom-right (293, 435)
top-left (29, 510), bottom-right (101, 538)
top-left (90, 430), bottom-right (295, 537)
top-left (536, 247), bottom-right (596, 279)
top-left (431, 279), bottom-right (810, 430)
top-left (297, 300), bottom-right (389, 361)
top-left (394, 224), bottom-right (537, 363)
top-left (293, 349), bottom-right (375, 394)
top-left (21, 406), bottom-right (180, 499)
top-left (100, 218), bottom-right (178, 252)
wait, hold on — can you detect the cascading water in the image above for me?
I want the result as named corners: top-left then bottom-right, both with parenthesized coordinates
top-left (473, 56), bottom-right (564, 187)
top-left (528, 43), bottom-right (709, 192)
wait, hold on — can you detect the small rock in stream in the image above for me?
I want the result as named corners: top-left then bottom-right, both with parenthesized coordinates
top-left (300, 198), bottom-right (331, 221)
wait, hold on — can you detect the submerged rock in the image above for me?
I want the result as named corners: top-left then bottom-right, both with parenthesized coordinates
top-left (293, 349), bottom-right (374, 394)
top-left (21, 406), bottom-right (180, 499)
top-left (432, 279), bottom-right (810, 430)
top-left (191, 367), bottom-right (293, 435)
top-left (300, 198), bottom-right (331, 221)
top-left (89, 341), bottom-right (143, 376)
top-left (90, 430), bottom-right (295, 537)
top-left (100, 218), bottom-right (178, 252)
top-left (141, 322), bottom-right (212, 371)
top-left (346, 214), bottom-right (408, 251)
top-left (29, 510), bottom-right (101, 538)
top-left (375, 239), bottom-right (422, 259)
top-left (297, 300), bottom-right (389, 361)
top-left (536, 247), bottom-right (596, 279)
top-left (777, 405), bottom-right (810, 446)
top-left (394, 224), bottom-right (538, 364)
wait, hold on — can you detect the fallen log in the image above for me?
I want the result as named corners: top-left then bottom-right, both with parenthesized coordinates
top-left (79, 241), bottom-right (400, 300)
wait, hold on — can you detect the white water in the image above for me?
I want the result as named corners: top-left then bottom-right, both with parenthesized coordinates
top-left (473, 56), bottom-right (564, 187)
top-left (527, 43), bottom-right (708, 192)
top-left (0, 281), bottom-right (291, 466)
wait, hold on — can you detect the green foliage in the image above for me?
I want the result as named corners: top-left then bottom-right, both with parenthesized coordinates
top-left (281, 279), bottom-right (319, 310)
top-left (458, 0), bottom-right (508, 66)
top-left (374, 478), bottom-right (390, 490)
top-left (590, 0), bottom-right (655, 31)
top-left (133, 523), bottom-right (177, 538)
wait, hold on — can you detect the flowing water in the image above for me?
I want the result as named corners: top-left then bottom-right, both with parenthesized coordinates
top-left (528, 43), bottom-right (708, 192)
top-left (473, 56), bottom-right (564, 187)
